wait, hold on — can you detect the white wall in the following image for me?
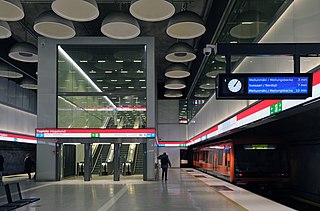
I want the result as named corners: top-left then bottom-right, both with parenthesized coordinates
top-left (158, 100), bottom-right (187, 141)
top-left (158, 147), bottom-right (181, 168)
top-left (0, 103), bottom-right (36, 136)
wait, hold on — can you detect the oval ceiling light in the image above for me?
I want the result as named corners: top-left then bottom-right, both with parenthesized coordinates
top-left (9, 42), bottom-right (38, 63)
top-left (130, 0), bottom-right (175, 22)
top-left (51, 0), bottom-right (99, 22)
top-left (101, 12), bottom-right (140, 40)
top-left (0, 21), bottom-right (11, 39)
top-left (0, 0), bottom-right (24, 21)
top-left (194, 90), bottom-right (211, 98)
top-left (165, 63), bottom-right (190, 78)
top-left (20, 77), bottom-right (37, 90)
top-left (199, 79), bottom-right (215, 90)
top-left (34, 11), bottom-right (75, 39)
top-left (164, 89), bottom-right (183, 98)
top-left (164, 79), bottom-right (186, 89)
top-left (167, 11), bottom-right (206, 39)
top-left (0, 62), bottom-right (23, 78)
top-left (165, 42), bottom-right (196, 63)
top-left (230, 10), bottom-right (267, 39)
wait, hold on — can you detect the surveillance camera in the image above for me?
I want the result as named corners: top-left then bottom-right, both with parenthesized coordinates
top-left (203, 47), bottom-right (212, 56)
top-left (203, 44), bottom-right (217, 56)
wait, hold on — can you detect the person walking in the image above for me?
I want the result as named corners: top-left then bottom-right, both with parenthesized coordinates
top-left (24, 153), bottom-right (34, 180)
top-left (157, 152), bottom-right (171, 181)
top-left (0, 155), bottom-right (4, 185)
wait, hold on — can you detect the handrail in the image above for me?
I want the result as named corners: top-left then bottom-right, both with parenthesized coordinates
top-left (133, 144), bottom-right (139, 174)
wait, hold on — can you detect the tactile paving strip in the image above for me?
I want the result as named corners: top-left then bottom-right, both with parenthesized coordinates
top-left (211, 185), bottom-right (233, 191)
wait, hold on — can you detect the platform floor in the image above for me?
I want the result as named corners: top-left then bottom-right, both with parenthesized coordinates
top-left (0, 169), bottom-right (294, 211)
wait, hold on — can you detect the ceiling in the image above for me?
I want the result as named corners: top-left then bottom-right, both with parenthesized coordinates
top-left (0, 0), bottom-right (222, 99)
top-left (0, 0), bottom-right (291, 126)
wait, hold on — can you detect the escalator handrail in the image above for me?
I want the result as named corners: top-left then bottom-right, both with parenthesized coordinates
top-left (91, 145), bottom-right (104, 174)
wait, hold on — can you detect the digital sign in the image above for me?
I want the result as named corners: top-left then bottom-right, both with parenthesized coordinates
top-left (217, 73), bottom-right (312, 99)
top-left (35, 128), bottom-right (156, 139)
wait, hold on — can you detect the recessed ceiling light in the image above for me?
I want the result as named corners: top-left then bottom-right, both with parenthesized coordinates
top-left (133, 60), bottom-right (141, 63)
top-left (80, 60), bottom-right (88, 63)
top-left (51, 0), bottom-right (99, 22)
top-left (97, 79), bottom-right (103, 82)
top-left (111, 79), bottom-right (117, 82)
top-left (116, 60), bottom-right (124, 63)
top-left (125, 79), bottom-right (132, 82)
top-left (0, 0), bottom-right (24, 21)
top-left (98, 60), bottom-right (106, 63)
top-left (105, 71), bottom-right (112, 73)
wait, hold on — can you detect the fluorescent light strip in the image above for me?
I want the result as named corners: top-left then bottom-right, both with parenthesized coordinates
top-left (58, 46), bottom-right (116, 108)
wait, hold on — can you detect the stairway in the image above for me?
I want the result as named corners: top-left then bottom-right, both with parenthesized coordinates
top-left (134, 144), bottom-right (144, 174)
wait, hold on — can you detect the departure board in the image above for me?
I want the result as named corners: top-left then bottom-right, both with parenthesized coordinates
top-left (217, 73), bottom-right (312, 99)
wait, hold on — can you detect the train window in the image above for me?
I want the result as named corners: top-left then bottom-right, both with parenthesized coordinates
top-left (209, 150), bottom-right (213, 164)
top-left (234, 144), bottom-right (289, 175)
top-left (217, 150), bottom-right (223, 165)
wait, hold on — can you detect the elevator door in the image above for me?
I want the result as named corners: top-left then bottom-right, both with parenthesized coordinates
top-left (63, 145), bottom-right (76, 177)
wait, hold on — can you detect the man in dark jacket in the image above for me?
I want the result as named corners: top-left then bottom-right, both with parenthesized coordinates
top-left (157, 152), bottom-right (171, 181)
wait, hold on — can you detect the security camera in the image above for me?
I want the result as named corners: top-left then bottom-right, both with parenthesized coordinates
top-left (203, 44), bottom-right (217, 56)
top-left (203, 47), bottom-right (212, 56)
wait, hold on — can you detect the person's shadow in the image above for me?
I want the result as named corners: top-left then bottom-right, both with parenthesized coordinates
top-left (161, 181), bottom-right (168, 194)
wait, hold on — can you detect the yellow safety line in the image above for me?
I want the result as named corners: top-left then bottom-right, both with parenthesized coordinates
top-left (182, 169), bottom-right (248, 211)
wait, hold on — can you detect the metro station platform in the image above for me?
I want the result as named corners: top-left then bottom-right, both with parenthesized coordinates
top-left (0, 169), bottom-right (293, 211)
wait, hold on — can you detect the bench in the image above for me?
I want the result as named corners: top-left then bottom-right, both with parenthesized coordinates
top-left (0, 182), bottom-right (40, 211)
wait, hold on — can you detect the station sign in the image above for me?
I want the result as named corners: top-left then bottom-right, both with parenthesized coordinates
top-left (217, 73), bottom-right (313, 99)
top-left (0, 132), bottom-right (36, 144)
top-left (35, 128), bottom-right (156, 139)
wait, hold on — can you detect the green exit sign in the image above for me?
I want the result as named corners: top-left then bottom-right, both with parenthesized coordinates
top-left (270, 101), bottom-right (282, 115)
top-left (91, 133), bottom-right (100, 138)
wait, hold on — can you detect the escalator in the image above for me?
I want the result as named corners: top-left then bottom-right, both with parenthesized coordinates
top-left (134, 144), bottom-right (144, 174)
top-left (91, 144), bottom-right (110, 175)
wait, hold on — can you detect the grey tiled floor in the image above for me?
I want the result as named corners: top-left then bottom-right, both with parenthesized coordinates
top-left (0, 169), bottom-right (244, 211)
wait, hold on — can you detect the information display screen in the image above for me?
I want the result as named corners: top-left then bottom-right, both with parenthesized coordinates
top-left (217, 73), bottom-right (312, 99)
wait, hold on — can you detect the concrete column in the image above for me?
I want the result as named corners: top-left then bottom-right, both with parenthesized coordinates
top-left (84, 143), bottom-right (91, 181)
top-left (114, 143), bottom-right (120, 181)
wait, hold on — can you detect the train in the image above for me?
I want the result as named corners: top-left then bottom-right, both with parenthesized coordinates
top-left (192, 139), bottom-right (290, 185)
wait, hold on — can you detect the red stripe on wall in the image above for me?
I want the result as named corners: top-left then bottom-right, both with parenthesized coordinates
top-left (236, 100), bottom-right (281, 121)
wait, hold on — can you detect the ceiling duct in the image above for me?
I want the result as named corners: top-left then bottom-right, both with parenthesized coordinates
top-left (0, 0), bottom-right (24, 21)
top-left (164, 79), bottom-right (186, 89)
top-left (8, 42), bottom-right (38, 63)
top-left (129, 0), bottom-right (175, 22)
top-left (164, 89), bottom-right (183, 98)
top-left (0, 21), bottom-right (11, 39)
top-left (165, 63), bottom-right (190, 78)
top-left (34, 11), bottom-right (76, 39)
top-left (101, 12), bottom-right (140, 40)
top-left (165, 42), bottom-right (196, 63)
top-left (230, 10), bottom-right (267, 39)
top-left (51, 0), bottom-right (99, 22)
top-left (0, 62), bottom-right (23, 78)
top-left (167, 11), bottom-right (206, 39)
top-left (20, 77), bottom-right (37, 90)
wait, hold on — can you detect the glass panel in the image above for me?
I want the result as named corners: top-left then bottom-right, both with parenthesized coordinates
top-left (57, 45), bottom-right (147, 129)
top-left (187, 0), bottom-right (290, 120)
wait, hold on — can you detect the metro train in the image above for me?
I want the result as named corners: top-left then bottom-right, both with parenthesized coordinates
top-left (192, 139), bottom-right (290, 185)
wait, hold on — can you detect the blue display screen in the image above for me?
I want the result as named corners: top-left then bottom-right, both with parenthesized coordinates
top-left (248, 77), bottom-right (309, 94)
